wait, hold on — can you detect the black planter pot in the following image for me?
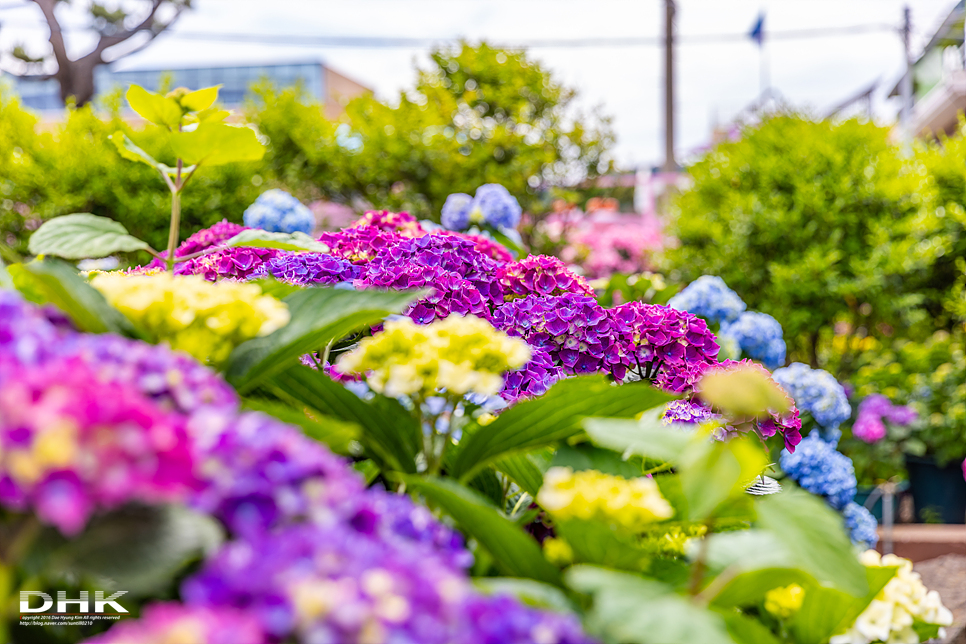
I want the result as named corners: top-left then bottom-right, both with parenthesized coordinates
top-left (905, 455), bottom-right (966, 524)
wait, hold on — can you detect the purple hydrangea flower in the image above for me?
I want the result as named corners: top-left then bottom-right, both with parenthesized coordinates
top-left (351, 210), bottom-right (425, 237)
top-left (662, 399), bottom-right (718, 425)
top-left (253, 251), bottom-right (361, 286)
top-left (174, 247), bottom-right (278, 281)
top-left (491, 294), bottom-right (624, 377)
top-left (608, 301), bottom-right (720, 392)
top-left (147, 220), bottom-right (249, 268)
top-left (497, 255), bottom-right (594, 300)
top-left (318, 225), bottom-right (405, 264)
top-left (501, 347), bottom-right (567, 403)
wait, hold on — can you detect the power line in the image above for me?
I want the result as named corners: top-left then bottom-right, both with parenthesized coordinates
top-left (159, 24), bottom-right (898, 49)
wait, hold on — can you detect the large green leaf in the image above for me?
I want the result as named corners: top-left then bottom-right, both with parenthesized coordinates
top-left (756, 489), bottom-right (869, 597)
top-left (110, 132), bottom-right (191, 178)
top-left (495, 450), bottom-right (551, 496)
top-left (169, 122), bottom-right (265, 166)
top-left (403, 475), bottom-right (561, 585)
top-left (43, 504), bottom-right (222, 597)
top-left (451, 377), bottom-right (673, 482)
top-left (678, 437), bottom-right (767, 521)
top-left (224, 287), bottom-right (420, 392)
top-left (566, 566), bottom-right (737, 644)
top-left (555, 518), bottom-right (651, 570)
top-left (718, 611), bottom-right (783, 644)
top-left (224, 229), bottom-right (332, 253)
top-left (788, 565), bottom-right (898, 644)
top-left (178, 85), bottom-right (220, 112)
top-left (242, 397), bottom-right (360, 455)
top-left (9, 259), bottom-right (139, 336)
top-left (126, 85), bottom-right (182, 128)
top-left (28, 213), bottom-right (153, 259)
top-left (267, 365), bottom-right (420, 474)
top-left (551, 443), bottom-right (644, 479)
top-left (583, 410), bottom-right (690, 464)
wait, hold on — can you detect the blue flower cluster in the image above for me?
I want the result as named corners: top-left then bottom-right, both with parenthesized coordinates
top-left (667, 275), bottom-right (746, 324)
top-left (772, 362), bottom-right (851, 441)
top-left (719, 311), bottom-right (787, 370)
top-left (441, 184), bottom-right (522, 231)
top-left (779, 433), bottom-right (857, 510)
top-left (843, 501), bottom-right (879, 548)
top-left (243, 189), bottom-right (314, 234)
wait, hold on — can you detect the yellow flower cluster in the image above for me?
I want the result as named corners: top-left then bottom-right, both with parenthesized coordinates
top-left (336, 315), bottom-right (531, 398)
top-left (91, 273), bottom-right (290, 364)
top-left (831, 551), bottom-right (953, 644)
top-left (537, 467), bottom-right (673, 531)
top-left (765, 584), bottom-right (805, 619)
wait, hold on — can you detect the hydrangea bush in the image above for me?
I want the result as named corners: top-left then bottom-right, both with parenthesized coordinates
top-left (243, 189), bottom-right (315, 234)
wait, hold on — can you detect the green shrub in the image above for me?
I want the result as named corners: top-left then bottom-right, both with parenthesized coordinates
top-left (665, 115), bottom-right (934, 366)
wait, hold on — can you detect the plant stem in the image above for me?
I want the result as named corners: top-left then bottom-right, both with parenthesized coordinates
top-left (165, 159), bottom-right (183, 273)
top-left (688, 520), bottom-right (713, 596)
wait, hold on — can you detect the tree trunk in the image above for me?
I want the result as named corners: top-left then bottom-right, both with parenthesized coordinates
top-left (54, 57), bottom-right (99, 107)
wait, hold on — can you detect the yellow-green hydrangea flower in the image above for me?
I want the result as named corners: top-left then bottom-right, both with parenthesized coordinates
top-left (537, 467), bottom-right (673, 531)
top-left (336, 315), bottom-right (531, 398)
top-left (91, 272), bottom-right (290, 364)
top-left (765, 584), bottom-right (805, 619)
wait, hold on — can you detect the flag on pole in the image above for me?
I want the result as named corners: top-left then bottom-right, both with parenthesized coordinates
top-left (749, 12), bottom-right (765, 47)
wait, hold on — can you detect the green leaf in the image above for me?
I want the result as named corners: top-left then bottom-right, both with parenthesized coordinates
top-left (225, 287), bottom-right (420, 392)
top-left (0, 259), bottom-right (12, 290)
top-left (555, 518), bottom-right (651, 570)
top-left (267, 365), bottom-right (420, 474)
top-left (403, 475), bottom-right (561, 585)
top-left (788, 565), bottom-right (898, 644)
top-left (495, 451), bottom-right (550, 496)
top-left (678, 437), bottom-right (767, 521)
top-left (224, 229), bottom-right (331, 253)
top-left (44, 504), bottom-right (222, 597)
top-left (242, 397), bottom-right (360, 455)
top-left (28, 213), bottom-right (153, 259)
top-left (718, 610), bottom-right (783, 644)
top-left (9, 259), bottom-right (140, 336)
top-left (169, 122), bottom-right (265, 166)
top-left (756, 489), bottom-right (869, 597)
top-left (583, 410), bottom-right (690, 464)
top-left (566, 565), bottom-right (737, 644)
top-left (352, 460), bottom-right (381, 485)
top-left (178, 85), bottom-right (220, 112)
top-left (551, 443), bottom-right (644, 479)
top-left (249, 276), bottom-right (305, 300)
top-left (126, 85), bottom-right (182, 128)
top-left (451, 377), bottom-right (673, 482)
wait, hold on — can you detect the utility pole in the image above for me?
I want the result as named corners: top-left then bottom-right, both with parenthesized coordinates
top-left (662, 0), bottom-right (677, 172)
top-left (899, 5), bottom-right (913, 145)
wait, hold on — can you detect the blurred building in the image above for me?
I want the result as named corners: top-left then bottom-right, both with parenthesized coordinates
top-left (7, 58), bottom-right (370, 119)
top-left (890, 0), bottom-right (966, 137)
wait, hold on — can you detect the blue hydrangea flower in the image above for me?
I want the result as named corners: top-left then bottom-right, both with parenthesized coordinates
top-left (469, 184), bottom-right (522, 229)
top-left (243, 189), bottom-right (314, 234)
top-left (719, 311), bottom-right (787, 369)
top-left (843, 501), bottom-right (879, 548)
top-left (441, 193), bottom-right (474, 231)
top-left (772, 363), bottom-right (852, 439)
top-left (780, 433), bottom-right (857, 510)
top-left (667, 275), bottom-right (746, 324)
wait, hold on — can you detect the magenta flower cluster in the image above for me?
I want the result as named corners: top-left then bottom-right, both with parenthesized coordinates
top-left (147, 219), bottom-right (248, 269)
top-left (253, 251), bottom-right (361, 286)
top-left (174, 246), bottom-right (279, 281)
top-left (350, 209), bottom-right (425, 236)
top-left (497, 255), bottom-right (595, 300)
top-left (852, 393), bottom-right (917, 444)
top-left (85, 603), bottom-right (266, 644)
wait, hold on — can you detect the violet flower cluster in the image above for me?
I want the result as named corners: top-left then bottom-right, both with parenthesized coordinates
top-left (718, 311), bottom-right (787, 370)
top-left (497, 255), bottom-right (595, 300)
top-left (351, 209), bottom-right (425, 237)
top-left (319, 226), bottom-right (405, 264)
top-left (253, 251), bottom-right (361, 286)
top-left (772, 363), bottom-right (852, 443)
top-left (147, 219), bottom-right (248, 269)
top-left (667, 275), bottom-right (746, 324)
top-left (852, 394), bottom-right (917, 444)
top-left (175, 246), bottom-right (278, 281)
top-left (609, 301), bottom-right (721, 393)
top-left (492, 294), bottom-right (625, 377)
top-left (500, 347), bottom-right (567, 403)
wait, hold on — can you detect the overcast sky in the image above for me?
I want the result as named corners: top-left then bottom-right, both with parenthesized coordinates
top-left (1, 0), bottom-right (957, 168)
